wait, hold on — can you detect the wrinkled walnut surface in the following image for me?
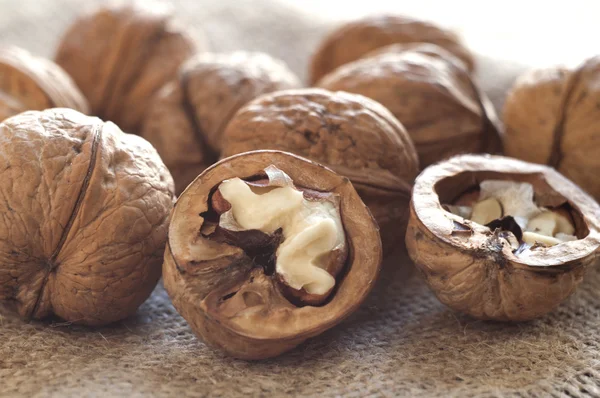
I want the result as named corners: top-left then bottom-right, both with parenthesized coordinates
top-left (55, 1), bottom-right (199, 134)
top-left (406, 154), bottom-right (600, 321)
top-left (141, 51), bottom-right (300, 194)
top-left (503, 56), bottom-right (600, 200)
top-left (309, 14), bottom-right (474, 84)
top-left (163, 150), bottom-right (382, 359)
top-left (0, 108), bottom-right (174, 326)
top-left (317, 50), bottom-right (502, 167)
top-left (0, 46), bottom-right (88, 122)
top-left (220, 88), bottom-right (418, 260)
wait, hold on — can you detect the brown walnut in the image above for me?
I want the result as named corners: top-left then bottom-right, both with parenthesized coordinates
top-left (141, 51), bottom-right (300, 194)
top-left (220, 88), bottom-right (419, 261)
top-left (0, 46), bottom-right (88, 122)
top-left (162, 150), bottom-right (382, 359)
top-left (406, 154), bottom-right (600, 321)
top-left (317, 47), bottom-right (502, 167)
top-left (309, 14), bottom-right (474, 84)
top-left (55, 1), bottom-right (199, 134)
top-left (0, 108), bottom-right (174, 326)
top-left (503, 56), bottom-right (600, 200)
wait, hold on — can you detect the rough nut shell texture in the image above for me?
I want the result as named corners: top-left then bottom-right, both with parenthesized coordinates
top-left (503, 56), bottom-right (600, 200)
top-left (0, 46), bottom-right (88, 122)
top-left (220, 88), bottom-right (419, 260)
top-left (141, 52), bottom-right (300, 194)
top-left (163, 150), bottom-right (382, 359)
top-left (55, 1), bottom-right (198, 134)
top-left (309, 14), bottom-right (474, 84)
top-left (317, 50), bottom-right (502, 167)
top-left (406, 154), bottom-right (600, 321)
top-left (0, 108), bottom-right (174, 326)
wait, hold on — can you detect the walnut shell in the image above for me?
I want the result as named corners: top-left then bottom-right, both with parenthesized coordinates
top-left (140, 51), bottom-right (300, 194)
top-left (309, 14), bottom-right (474, 84)
top-left (162, 150), bottom-right (382, 359)
top-left (0, 108), bottom-right (174, 326)
top-left (0, 47), bottom-right (88, 122)
top-left (503, 56), bottom-right (600, 199)
top-left (317, 49), bottom-right (502, 168)
top-left (220, 88), bottom-right (418, 260)
top-left (406, 154), bottom-right (600, 321)
top-left (55, 1), bottom-right (199, 134)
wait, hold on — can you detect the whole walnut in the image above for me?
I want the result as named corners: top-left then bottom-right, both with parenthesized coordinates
top-left (163, 150), bottom-right (382, 359)
top-left (503, 56), bottom-right (600, 200)
top-left (55, 1), bottom-right (199, 134)
top-left (309, 14), bottom-right (474, 84)
top-left (0, 47), bottom-right (88, 122)
top-left (316, 48), bottom-right (502, 167)
top-left (220, 88), bottom-right (419, 261)
top-left (141, 51), bottom-right (301, 193)
top-left (0, 108), bottom-right (174, 326)
top-left (406, 154), bottom-right (600, 321)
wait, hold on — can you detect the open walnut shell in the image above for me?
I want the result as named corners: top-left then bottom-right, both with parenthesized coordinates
top-left (317, 48), bottom-right (502, 167)
top-left (406, 154), bottom-right (600, 321)
top-left (0, 47), bottom-right (88, 122)
top-left (220, 88), bottom-right (418, 261)
top-left (503, 56), bottom-right (600, 200)
top-left (55, 1), bottom-right (199, 134)
top-left (140, 51), bottom-right (300, 194)
top-left (309, 14), bottom-right (474, 84)
top-left (0, 108), bottom-right (174, 326)
top-left (162, 150), bottom-right (382, 359)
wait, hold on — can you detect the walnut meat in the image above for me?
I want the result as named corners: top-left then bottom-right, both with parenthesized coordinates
top-left (406, 154), bottom-right (600, 321)
top-left (0, 47), bottom-right (88, 122)
top-left (0, 108), bottom-right (174, 326)
top-left (503, 56), bottom-right (600, 200)
top-left (141, 51), bottom-right (300, 193)
top-left (316, 48), bottom-right (502, 167)
top-left (220, 88), bottom-right (419, 261)
top-left (309, 14), bottom-right (474, 84)
top-left (163, 150), bottom-right (382, 359)
top-left (55, 1), bottom-right (199, 134)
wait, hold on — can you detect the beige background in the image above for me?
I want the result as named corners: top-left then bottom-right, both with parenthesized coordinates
top-left (1, 0), bottom-right (600, 397)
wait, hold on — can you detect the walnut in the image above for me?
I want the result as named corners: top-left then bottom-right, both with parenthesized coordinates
top-left (55, 1), bottom-right (199, 134)
top-left (309, 14), bottom-right (474, 84)
top-left (162, 150), bottom-right (382, 359)
top-left (0, 108), bottom-right (174, 326)
top-left (503, 56), bottom-right (600, 199)
top-left (316, 47), bottom-right (502, 167)
top-left (220, 88), bottom-right (419, 261)
top-left (140, 51), bottom-right (301, 194)
top-left (0, 47), bottom-right (88, 122)
top-left (406, 154), bottom-right (600, 321)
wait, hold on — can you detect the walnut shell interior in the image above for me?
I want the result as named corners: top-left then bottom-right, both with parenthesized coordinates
top-left (162, 150), bottom-right (382, 359)
top-left (0, 47), bottom-right (88, 122)
top-left (140, 51), bottom-right (300, 194)
top-left (55, 2), bottom-right (198, 134)
top-left (406, 154), bottom-right (600, 321)
top-left (0, 108), bottom-right (174, 326)
top-left (309, 14), bottom-right (474, 84)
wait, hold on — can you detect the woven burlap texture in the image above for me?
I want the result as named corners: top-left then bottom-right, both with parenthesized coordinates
top-left (1, 0), bottom-right (599, 397)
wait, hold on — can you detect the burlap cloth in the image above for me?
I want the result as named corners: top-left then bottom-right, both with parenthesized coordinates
top-left (1, 1), bottom-right (599, 396)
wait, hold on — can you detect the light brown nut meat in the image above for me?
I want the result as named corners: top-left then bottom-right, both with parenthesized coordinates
top-left (140, 51), bottom-right (300, 194)
top-left (162, 150), bottom-right (382, 359)
top-left (309, 14), bottom-right (474, 84)
top-left (55, 1), bottom-right (199, 134)
top-left (0, 46), bottom-right (88, 122)
top-left (406, 154), bottom-right (600, 321)
top-left (503, 56), bottom-right (600, 200)
top-left (0, 108), bottom-right (174, 326)
top-left (220, 88), bottom-right (418, 261)
top-left (317, 48), bottom-right (502, 167)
